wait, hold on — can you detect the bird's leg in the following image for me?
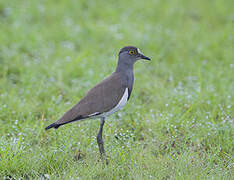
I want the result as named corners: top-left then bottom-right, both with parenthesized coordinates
top-left (97, 117), bottom-right (105, 155)
top-left (97, 117), bottom-right (108, 163)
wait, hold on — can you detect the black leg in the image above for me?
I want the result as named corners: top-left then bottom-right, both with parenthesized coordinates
top-left (97, 117), bottom-right (105, 155)
top-left (97, 117), bottom-right (108, 163)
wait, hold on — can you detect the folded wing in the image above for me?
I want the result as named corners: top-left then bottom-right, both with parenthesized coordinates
top-left (46, 73), bottom-right (126, 129)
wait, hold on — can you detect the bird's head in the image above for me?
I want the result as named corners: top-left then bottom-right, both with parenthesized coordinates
top-left (118, 46), bottom-right (151, 63)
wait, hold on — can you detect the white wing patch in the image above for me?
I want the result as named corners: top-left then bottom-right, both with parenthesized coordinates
top-left (88, 112), bottom-right (100, 117)
top-left (105, 88), bottom-right (128, 116)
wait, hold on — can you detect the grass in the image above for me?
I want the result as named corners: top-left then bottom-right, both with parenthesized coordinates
top-left (0, 0), bottom-right (233, 179)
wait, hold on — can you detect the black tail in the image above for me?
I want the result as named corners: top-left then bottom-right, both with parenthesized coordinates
top-left (45, 115), bottom-right (88, 130)
top-left (45, 123), bottom-right (61, 130)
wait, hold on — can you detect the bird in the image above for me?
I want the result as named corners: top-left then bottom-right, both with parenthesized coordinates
top-left (45, 46), bottom-right (151, 161)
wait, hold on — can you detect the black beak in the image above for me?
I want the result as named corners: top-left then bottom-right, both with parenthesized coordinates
top-left (140, 54), bottom-right (151, 61)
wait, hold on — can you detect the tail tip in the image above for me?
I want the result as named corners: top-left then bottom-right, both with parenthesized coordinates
top-left (45, 123), bottom-right (60, 130)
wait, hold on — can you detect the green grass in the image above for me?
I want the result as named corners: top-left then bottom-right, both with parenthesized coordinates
top-left (0, 0), bottom-right (233, 179)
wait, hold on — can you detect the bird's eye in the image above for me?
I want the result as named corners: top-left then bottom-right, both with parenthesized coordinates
top-left (129, 50), bottom-right (135, 55)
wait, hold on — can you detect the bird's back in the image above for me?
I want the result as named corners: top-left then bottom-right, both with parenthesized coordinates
top-left (54, 72), bottom-right (127, 126)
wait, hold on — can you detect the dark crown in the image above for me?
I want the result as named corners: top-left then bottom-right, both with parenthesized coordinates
top-left (119, 46), bottom-right (137, 55)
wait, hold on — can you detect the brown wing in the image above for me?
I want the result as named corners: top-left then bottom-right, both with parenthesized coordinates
top-left (55, 72), bottom-right (126, 125)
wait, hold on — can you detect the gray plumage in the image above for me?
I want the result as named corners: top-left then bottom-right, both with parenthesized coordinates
top-left (45, 46), bottom-right (150, 162)
top-left (47, 73), bottom-right (126, 129)
top-left (45, 46), bottom-right (150, 130)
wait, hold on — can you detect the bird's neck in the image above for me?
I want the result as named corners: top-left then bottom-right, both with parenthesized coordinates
top-left (115, 59), bottom-right (134, 96)
top-left (115, 60), bottom-right (134, 89)
top-left (115, 60), bottom-right (134, 74)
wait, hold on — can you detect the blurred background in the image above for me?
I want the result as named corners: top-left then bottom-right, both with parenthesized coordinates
top-left (0, 0), bottom-right (233, 179)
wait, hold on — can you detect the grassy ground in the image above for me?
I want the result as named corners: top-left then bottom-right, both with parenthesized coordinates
top-left (0, 0), bottom-right (233, 179)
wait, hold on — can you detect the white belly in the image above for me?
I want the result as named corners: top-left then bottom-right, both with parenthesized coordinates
top-left (87, 88), bottom-right (128, 119)
top-left (104, 88), bottom-right (128, 117)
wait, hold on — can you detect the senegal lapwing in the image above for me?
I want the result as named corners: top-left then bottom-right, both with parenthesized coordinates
top-left (45, 46), bottom-right (151, 161)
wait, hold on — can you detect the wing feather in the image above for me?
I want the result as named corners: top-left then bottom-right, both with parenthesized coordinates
top-left (54, 73), bottom-right (126, 126)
